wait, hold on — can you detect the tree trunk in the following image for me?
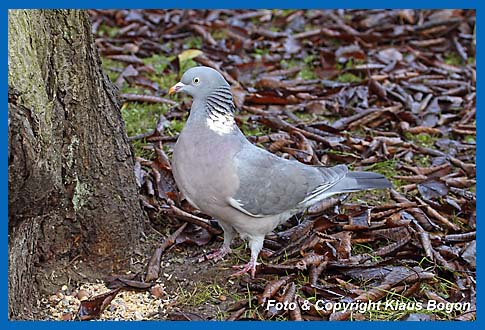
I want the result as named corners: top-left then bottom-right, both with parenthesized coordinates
top-left (8, 10), bottom-right (145, 319)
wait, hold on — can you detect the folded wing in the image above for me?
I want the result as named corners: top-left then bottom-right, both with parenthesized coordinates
top-left (229, 145), bottom-right (348, 217)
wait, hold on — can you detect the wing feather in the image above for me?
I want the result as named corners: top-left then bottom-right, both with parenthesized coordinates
top-left (228, 144), bottom-right (347, 217)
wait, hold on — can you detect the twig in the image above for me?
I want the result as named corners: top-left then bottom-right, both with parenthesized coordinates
top-left (168, 205), bottom-right (222, 235)
top-left (145, 222), bottom-right (187, 282)
top-left (444, 231), bottom-right (476, 243)
top-left (415, 196), bottom-right (460, 231)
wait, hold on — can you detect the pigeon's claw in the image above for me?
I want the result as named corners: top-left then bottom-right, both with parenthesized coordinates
top-left (199, 245), bottom-right (231, 263)
top-left (230, 258), bottom-right (259, 278)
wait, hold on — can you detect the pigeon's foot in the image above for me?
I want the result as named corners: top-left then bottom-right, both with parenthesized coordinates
top-left (199, 245), bottom-right (231, 263)
top-left (231, 258), bottom-right (259, 278)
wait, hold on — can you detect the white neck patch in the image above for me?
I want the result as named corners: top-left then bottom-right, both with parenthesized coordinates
top-left (206, 111), bottom-right (235, 135)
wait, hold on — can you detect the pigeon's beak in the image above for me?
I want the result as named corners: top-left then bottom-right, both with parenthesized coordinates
top-left (169, 82), bottom-right (186, 95)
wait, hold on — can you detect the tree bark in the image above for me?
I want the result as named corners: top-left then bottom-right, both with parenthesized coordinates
top-left (8, 10), bottom-right (145, 319)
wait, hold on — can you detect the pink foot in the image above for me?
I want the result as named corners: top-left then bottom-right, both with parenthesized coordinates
top-left (198, 245), bottom-right (231, 263)
top-left (230, 259), bottom-right (259, 278)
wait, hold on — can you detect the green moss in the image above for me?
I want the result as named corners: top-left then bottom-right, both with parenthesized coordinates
top-left (294, 112), bottom-right (316, 121)
top-left (299, 67), bottom-right (318, 80)
top-left (130, 139), bottom-right (156, 160)
top-left (143, 54), bottom-right (176, 73)
top-left (297, 55), bottom-right (318, 80)
top-left (303, 54), bottom-right (315, 64)
top-left (363, 160), bottom-right (396, 177)
top-left (335, 72), bottom-right (362, 83)
top-left (279, 9), bottom-right (297, 15)
top-left (121, 103), bottom-right (167, 136)
top-left (364, 160), bottom-right (403, 188)
top-left (97, 24), bottom-right (120, 38)
top-left (404, 132), bottom-right (438, 148)
top-left (327, 38), bottom-right (342, 47)
top-left (123, 86), bottom-right (150, 94)
top-left (212, 30), bottom-right (227, 40)
top-left (443, 52), bottom-right (462, 66)
top-left (176, 281), bottom-right (242, 311)
top-left (166, 118), bottom-right (186, 136)
top-left (100, 52), bottom-right (186, 158)
top-left (239, 118), bottom-right (271, 137)
top-left (185, 36), bottom-right (203, 49)
top-left (304, 24), bottom-right (318, 32)
top-left (414, 155), bottom-right (431, 167)
top-left (351, 243), bottom-right (373, 255)
top-left (180, 58), bottom-right (199, 75)
top-left (252, 48), bottom-right (270, 58)
top-left (281, 59), bottom-right (298, 69)
top-left (348, 188), bottom-right (394, 205)
top-left (336, 59), bottom-right (366, 73)
top-left (463, 135), bottom-right (476, 143)
top-left (280, 57), bottom-right (318, 80)
top-left (347, 58), bottom-right (365, 68)
top-left (101, 53), bottom-right (180, 92)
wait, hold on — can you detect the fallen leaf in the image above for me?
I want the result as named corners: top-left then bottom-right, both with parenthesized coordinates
top-left (417, 180), bottom-right (449, 199)
top-left (178, 49), bottom-right (203, 64)
top-left (78, 288), bottom-right (121, 320)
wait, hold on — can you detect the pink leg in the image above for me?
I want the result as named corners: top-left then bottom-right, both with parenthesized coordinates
top-left (231, 236), bottom-right (264, 278)
top-left (231, 256), bottom-right (259, 278)
top-left (199, 244), bottom-right (231, 262)
top-left (199, 222), bottom-right (235, 263)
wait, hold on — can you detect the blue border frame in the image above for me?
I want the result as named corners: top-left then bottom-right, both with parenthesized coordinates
top-left (3, 1), bottom-right (479, 329)
top-left (2, 1), bottom-right (480, 9)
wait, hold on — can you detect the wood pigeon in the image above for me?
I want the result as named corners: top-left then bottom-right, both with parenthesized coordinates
top-left (169, 66), bottom-right (391, 277)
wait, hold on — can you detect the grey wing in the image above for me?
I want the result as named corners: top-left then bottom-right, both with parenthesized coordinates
top-left (229, 145), bottom-right (347, 217)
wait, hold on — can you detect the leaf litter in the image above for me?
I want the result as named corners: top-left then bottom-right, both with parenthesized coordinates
top-left (41, 9), bottom-right (475, 321)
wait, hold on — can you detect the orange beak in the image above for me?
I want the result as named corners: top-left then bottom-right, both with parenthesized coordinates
top-left (169, 82), bottom-right (186, 95)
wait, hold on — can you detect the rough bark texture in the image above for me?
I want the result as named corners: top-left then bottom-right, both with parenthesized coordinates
top-left (8, 10), bottom-right (145, 319)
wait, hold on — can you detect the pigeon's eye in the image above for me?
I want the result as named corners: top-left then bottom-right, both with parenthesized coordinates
top-left (193, 77), bottom-right (200, 85)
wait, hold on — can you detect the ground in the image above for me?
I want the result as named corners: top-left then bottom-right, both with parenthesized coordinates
top-left (38, 9), bottom-right (476, 321)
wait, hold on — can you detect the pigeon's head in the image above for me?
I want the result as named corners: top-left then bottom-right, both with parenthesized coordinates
top-left (169, 66), bottom-right (230, 99)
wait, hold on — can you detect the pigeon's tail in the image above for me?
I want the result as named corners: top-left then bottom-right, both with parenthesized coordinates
top-left (326, 171), bottom-right (392, 195)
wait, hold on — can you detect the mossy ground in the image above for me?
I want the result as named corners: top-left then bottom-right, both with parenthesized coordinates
top-left (94, 16), bottom-right (472, 320)
top-left (100, 49), bottom-right (199, 157)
